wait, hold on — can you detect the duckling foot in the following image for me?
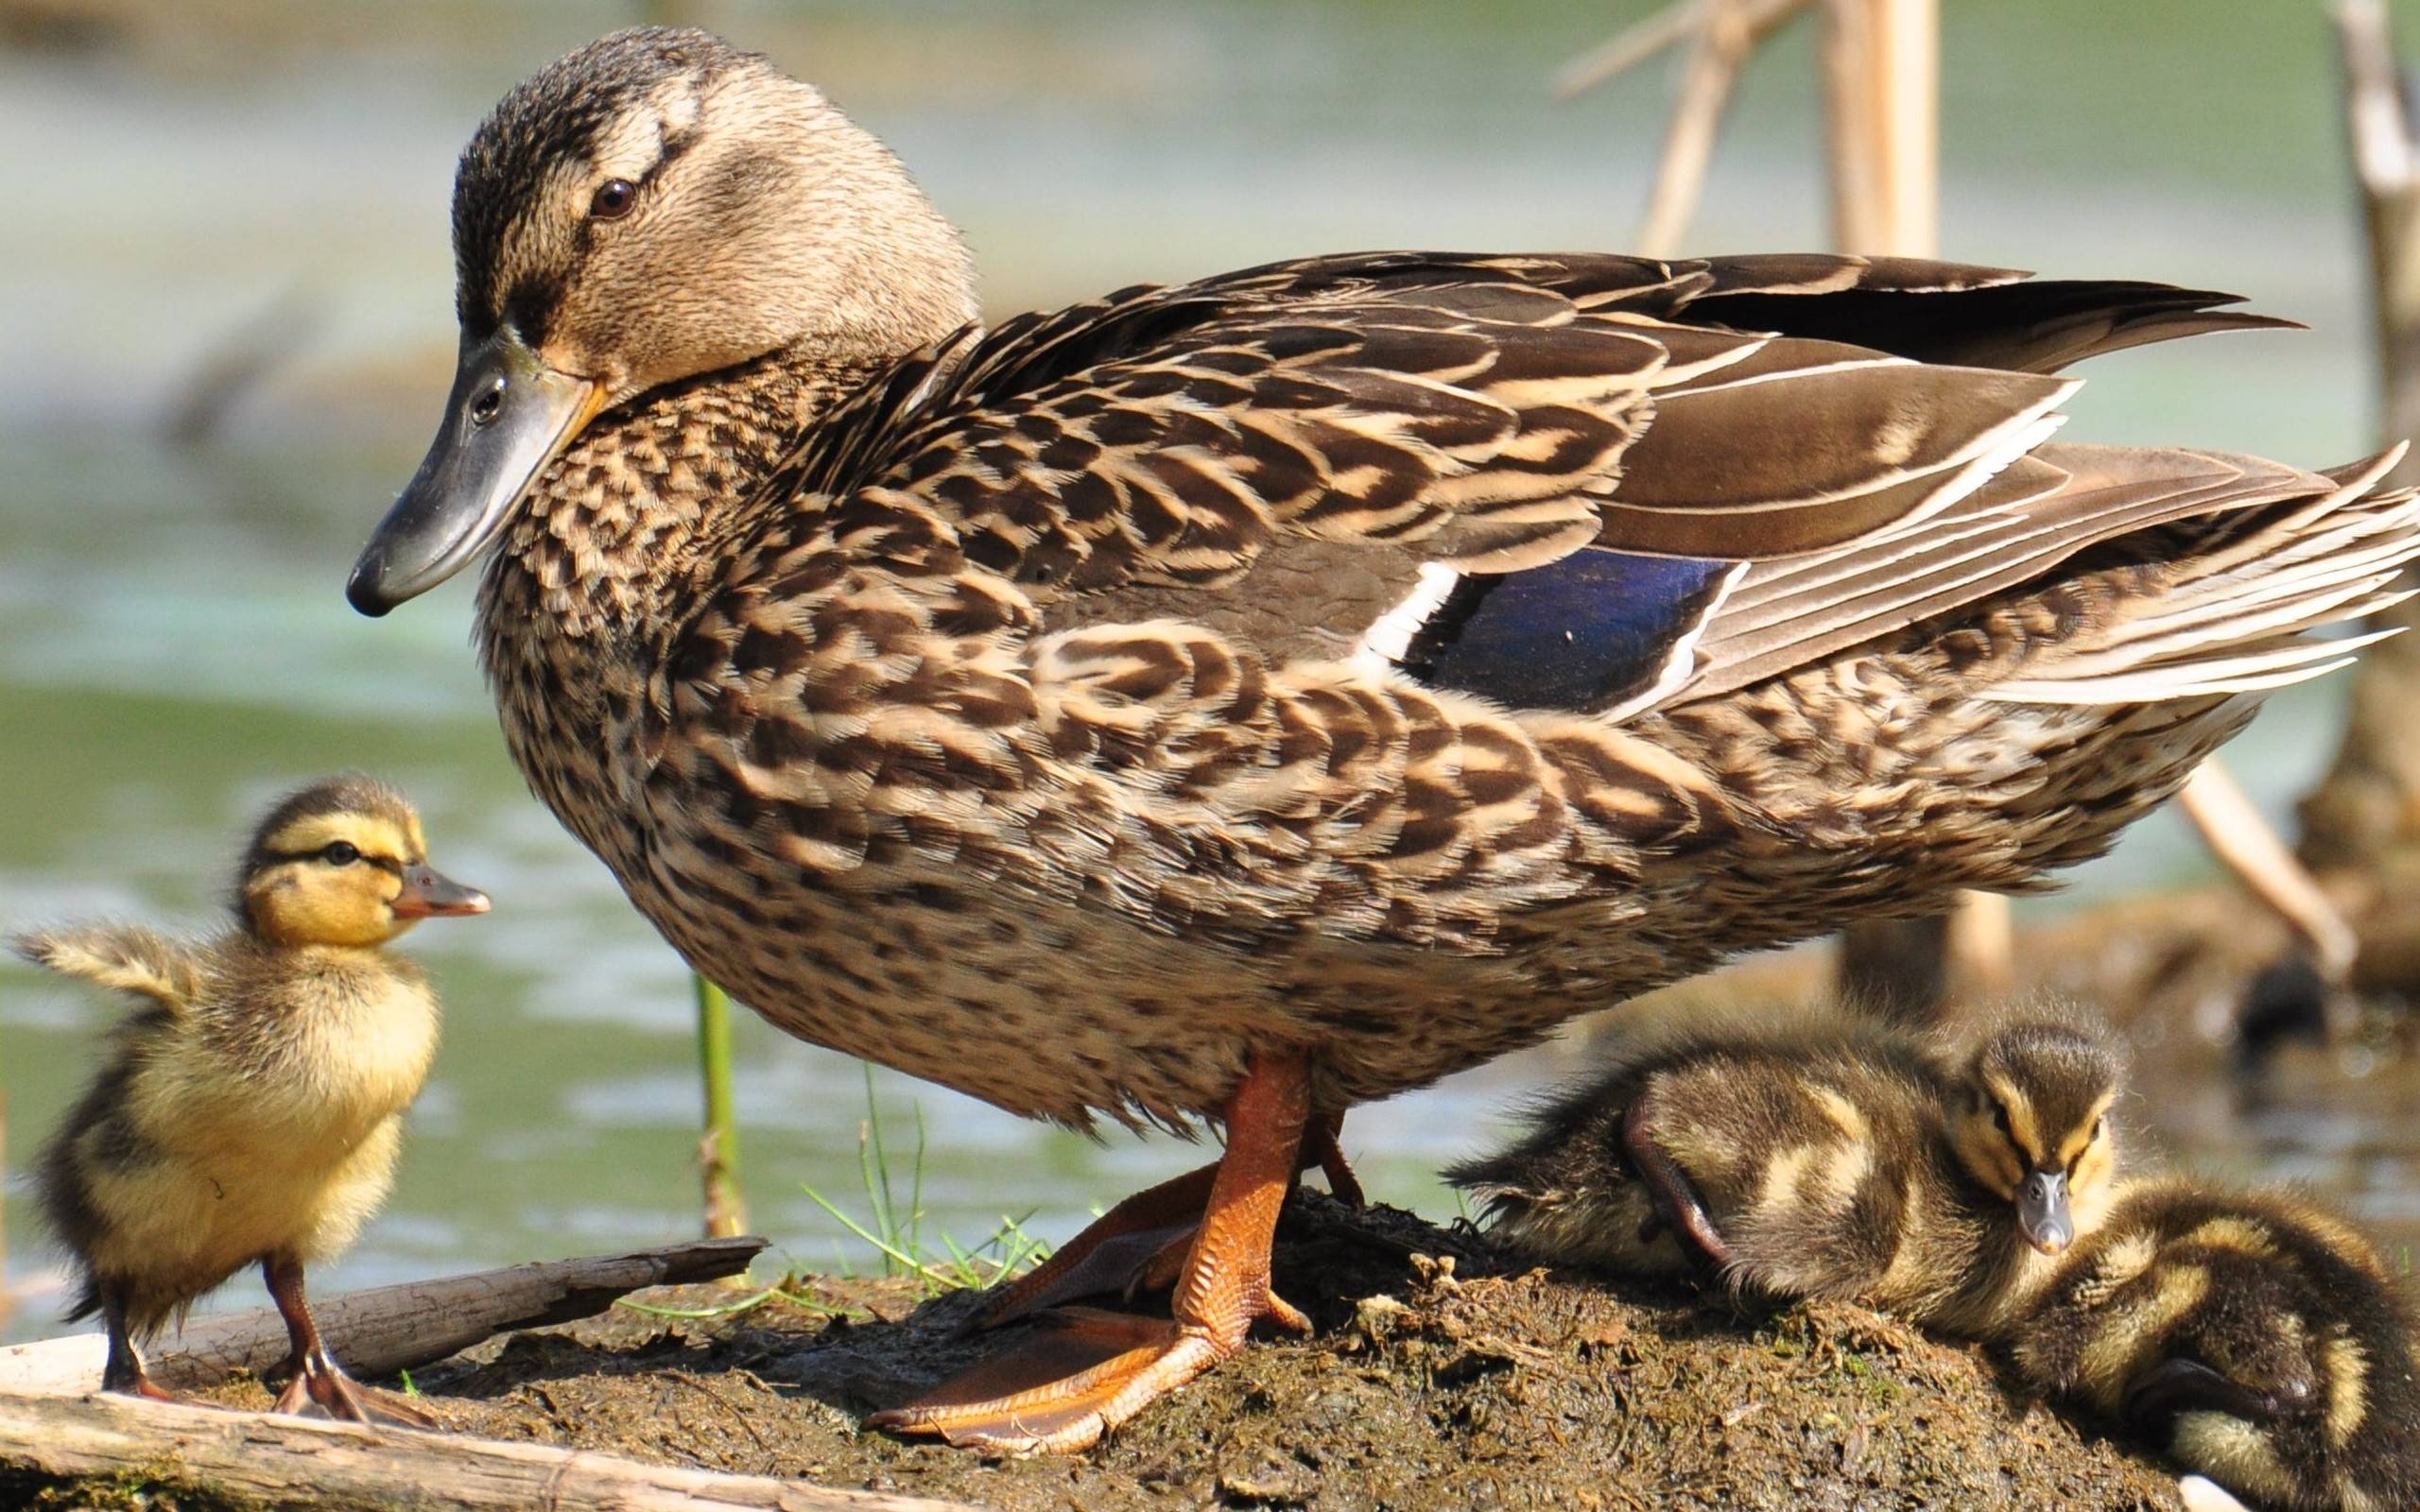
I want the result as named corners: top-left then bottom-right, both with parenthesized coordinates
top-left (873, 1051), bottom-right (1313, 1452)
top-left (98, 1327), bottom-right (183, 1405)
top-left (963, 1109), bottom-right (1357, 1332)
top-left (271, 1352), bottom-right (441, 1430)
top-left (262, 1251), bottom-right (439, 1431)
top-left (2124, 1358), bottom-right (2287, 1434)
top-left (1622, 1091), bottom-right (1735, 1272)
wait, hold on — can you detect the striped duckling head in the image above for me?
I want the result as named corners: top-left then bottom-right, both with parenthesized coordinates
top-left (1945, 1017), bottom-right (2123, 1257)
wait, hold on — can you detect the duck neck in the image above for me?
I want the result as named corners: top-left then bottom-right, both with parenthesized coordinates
top-left (477, 345), bottom-right (890, 648)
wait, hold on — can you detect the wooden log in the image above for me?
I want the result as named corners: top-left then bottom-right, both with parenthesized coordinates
top-left (0, 1236), bottom-right (767, 1397)
top-left (0, 1390), bottom-right (977, 1512)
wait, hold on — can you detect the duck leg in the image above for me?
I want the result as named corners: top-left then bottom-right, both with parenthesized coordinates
top-left (966, 1107), bottom-right (1359, 1332)
top-left (264, 1253), bottom-right (438, 1430)
top-left (97, 1291), bottom-right (180, 1404)
top-left (870, 1049), bottom-right (1315, 1452)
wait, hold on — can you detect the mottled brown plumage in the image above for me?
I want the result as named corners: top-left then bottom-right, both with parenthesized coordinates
top-left (1449, 1010), bottom-right (2123, 1339)
top-left (17, 776), bottom-right (487, 1424)
top-left (349, 27), bottom-right (2420, 1449)
top-left (2019, 1180), bottom-right (2420, 1512)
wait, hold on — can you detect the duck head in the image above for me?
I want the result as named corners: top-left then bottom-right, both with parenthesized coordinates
top-left (1946, 1016), bottom-right (2123, 1256)
top-left (237, 776), bottom-right (490, 949)
top-left (348, 26), bottom-right (977, 615)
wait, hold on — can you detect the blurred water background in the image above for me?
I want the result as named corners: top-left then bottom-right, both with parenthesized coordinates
top-left (3, 0), bottom-right (2415, 1338)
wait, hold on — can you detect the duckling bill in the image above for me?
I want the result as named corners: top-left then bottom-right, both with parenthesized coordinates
top-left (17, 776), bottom-right (486, 1425)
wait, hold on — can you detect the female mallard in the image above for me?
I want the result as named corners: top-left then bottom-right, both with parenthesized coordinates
top-left (17, 776), bottom-right (487, 1425)
top-left (348, 27), bottom-right (2420, 1450)
top-left (1449, 1010), bottom-right (2123, 1339)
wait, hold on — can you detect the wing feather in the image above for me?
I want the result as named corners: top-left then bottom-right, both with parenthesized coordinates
top-left (770, 251), bottom-right (2300, 716)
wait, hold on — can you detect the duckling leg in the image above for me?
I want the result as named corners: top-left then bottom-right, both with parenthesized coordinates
top-left (97, 1293), bottom-right (180, 1404)
top-left (965, 1108), bottom-right (1360, 1332)
top-left (869, 1050), bottom-right (1314, 1452)
top-left (1622, 1090), bottom-right (1735, 1271)
top-left (263, 1253), bottom-right (438, 1430)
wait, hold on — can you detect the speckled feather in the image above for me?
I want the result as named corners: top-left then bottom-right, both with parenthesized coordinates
top-left (474, 255), bottom-right (2420, 1133)
top-left (444, 33), bottom-right (2420, 1134)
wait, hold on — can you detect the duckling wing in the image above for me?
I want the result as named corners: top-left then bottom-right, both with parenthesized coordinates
top-left (769, 252), bottom-right (2275, 716)
top-left (13, 926), bottom-right (204, 1013)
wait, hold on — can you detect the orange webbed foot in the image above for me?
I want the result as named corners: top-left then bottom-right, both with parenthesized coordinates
top-left (875, 1052), bottom-right (1318, 1452)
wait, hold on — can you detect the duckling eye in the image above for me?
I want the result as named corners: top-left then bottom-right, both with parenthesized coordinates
top-left (1991, 1105), bottom-right (2011, 1136)
top-left (589, 179), bottom-right (637, 220)
top-left (320, 841), bottom-right (360, 867)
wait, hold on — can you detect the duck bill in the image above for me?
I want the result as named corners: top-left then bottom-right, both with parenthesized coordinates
top-left (346, 329), bottom-right (601, 615)
top-left (391, 864), bottom-right (492, 919)
top-left (2018, 1168), bottom-right (2074, 1255)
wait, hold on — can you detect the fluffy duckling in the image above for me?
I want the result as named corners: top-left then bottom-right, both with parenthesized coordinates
top-left (1448, 1010), bottom-right (2122, 1338)
top-left (2014, 1179), bottom-right (2419, 1512)
top-left (17, 776), bottom-right (487, 1425)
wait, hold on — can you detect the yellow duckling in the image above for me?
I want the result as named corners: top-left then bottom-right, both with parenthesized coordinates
top-left (2014, 1179), bottom-right (2419, 1512)
top-left (16, 776), bottom-right (487, 1425)
top-left (1448, 1010), bottom-right (2121, 1338)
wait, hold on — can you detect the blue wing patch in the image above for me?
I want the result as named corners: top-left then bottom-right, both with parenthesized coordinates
top-left (1396, 550), bottom-right (1742, 713)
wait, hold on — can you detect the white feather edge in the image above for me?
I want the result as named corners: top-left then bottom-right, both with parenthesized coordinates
top-left (1350, 560), bottom-right (1465, 676)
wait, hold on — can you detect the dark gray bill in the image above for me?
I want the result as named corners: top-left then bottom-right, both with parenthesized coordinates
top-left (2017, 1167), bottom-right (2073, 1255)
top-left (392, 863), bottom-right (491, 919)
top-left (347, 329), bottom-right (597, 615)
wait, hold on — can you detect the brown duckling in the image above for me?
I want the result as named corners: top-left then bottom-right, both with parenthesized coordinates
top-left (16, 776), bottom-right (488, 1425)
top-left (2014, 1178), bottom-right (2419, 1512)
top-left (1448, 1010), bottom-right (2122, 1338)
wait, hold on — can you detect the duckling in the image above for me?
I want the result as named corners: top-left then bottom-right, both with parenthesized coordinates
top-left (16, 776), bottom-right (488, 1426)
top-left (1448, 1010), bottom-right (2122, 1337)
top-left (2013, 1178), bottom-right (2420, 1512)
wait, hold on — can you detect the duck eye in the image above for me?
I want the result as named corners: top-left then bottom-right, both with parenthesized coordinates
top-left (589, 179), bottom-right (637, 220)
top-left (468, 376), bottom-right (505, 428)
top-left (321, 841), bottom-right (360, 867)
top-left (1991, 1106), bottom-right (2011, 1136)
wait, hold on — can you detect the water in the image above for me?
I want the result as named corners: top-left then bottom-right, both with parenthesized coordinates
top-left (3, 0), bottom-right (2417, 1337)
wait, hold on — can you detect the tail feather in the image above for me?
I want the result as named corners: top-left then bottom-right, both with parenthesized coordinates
top-left (1991, 472), bottom-right (2420, 706)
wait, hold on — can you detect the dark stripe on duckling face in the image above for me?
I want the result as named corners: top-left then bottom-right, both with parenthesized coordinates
top-left (236, 779), bottom-right (487, 946)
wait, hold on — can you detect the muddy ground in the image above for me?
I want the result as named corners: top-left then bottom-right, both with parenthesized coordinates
top-left (176, 1191), bottom-right (2174, 1512)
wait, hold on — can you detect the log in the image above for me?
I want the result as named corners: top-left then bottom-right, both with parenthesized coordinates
top-left (0, 1390), bottom-right (976, 1512)
top-left (0, 1236), bottom-right (768, 1397)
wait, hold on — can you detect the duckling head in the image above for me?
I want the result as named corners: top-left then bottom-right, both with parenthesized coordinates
top-left (1946, 1019), bottom-right (2122, 1257)
top-left (235, 777), bottom-right (490, 949)
top-left (350, 26), bottom-right (978, 614)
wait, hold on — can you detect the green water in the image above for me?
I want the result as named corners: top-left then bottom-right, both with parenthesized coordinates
top-left (4, 0), bottom-right (2418, 1337)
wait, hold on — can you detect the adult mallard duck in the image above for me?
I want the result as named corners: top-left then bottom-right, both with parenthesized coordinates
top-left (347, 27), bottom-right (2420, 1451)
top-left (18, 776), bottom-right (487, 1424)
